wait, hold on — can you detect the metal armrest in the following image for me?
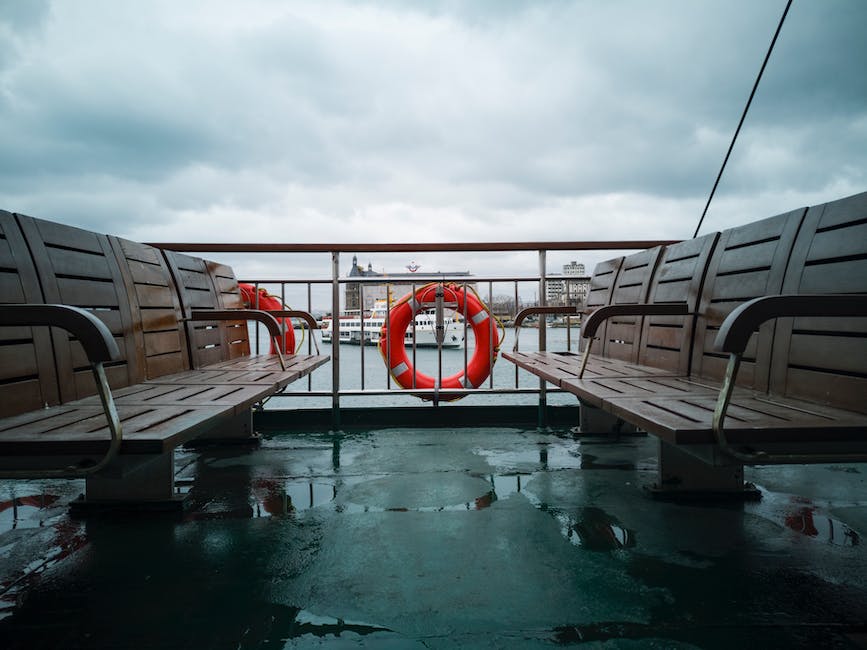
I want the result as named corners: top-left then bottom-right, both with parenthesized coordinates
top-left (511, 306), bottom-right (578, 353)
top-left (713, 294), bottom-right (867, 354)
top-left (191, 309), bottom-right (286, 369)
top-left (582, 303), bottom-right (690, 339)
top-left (1, 304), bottom-right (120, 362)
top-left (191, 309), bottom-right (282, 338)
top-left (267, 309), bottom-right (322, 355)
top-left (711, 294), bottom-right (867, 464)
top-left (0, 304), bottom-right (122, 478)
top-left (572, 303), bottom-right (690, 379)
top-left (513, 306), bottom-right (578, 329)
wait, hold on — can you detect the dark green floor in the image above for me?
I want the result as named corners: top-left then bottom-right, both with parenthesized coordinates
top-left (1, 428), bottom-right (866, 648)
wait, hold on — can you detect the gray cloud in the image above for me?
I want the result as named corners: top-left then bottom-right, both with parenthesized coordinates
top-left (0, 0), bottom-right (864, 286)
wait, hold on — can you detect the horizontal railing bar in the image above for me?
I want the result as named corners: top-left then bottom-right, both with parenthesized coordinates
top-left (243, 275), bottom-right (570, 285)
top-left (146, 240), bottom-right (675, 254)
top-left (271, 388), bottom-right (569, 397)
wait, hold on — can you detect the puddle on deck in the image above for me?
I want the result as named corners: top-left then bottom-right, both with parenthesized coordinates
top-left (1, 430), bottom-right (866, 648)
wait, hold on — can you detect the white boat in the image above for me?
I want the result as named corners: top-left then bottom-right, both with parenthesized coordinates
top-left (321, 300), bottom-right (464, 348)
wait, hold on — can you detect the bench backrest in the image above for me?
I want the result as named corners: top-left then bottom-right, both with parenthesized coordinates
top-left (110, 237), bottom-right (191, 379)
top-left (580, 256), bottom-right (624, 353)
top-left (691, 206), bottom-right (807, 390)
top-left (16, 214), bottom-right (143, 402)
top-left (595, 246), bottom-right (663, 362)
top-left (636, 232), bottom-right (719, 372)
top-left (770, 191), bottom-right (867, 413)
top-left (162, 250), bottom-right (251, 367)
top-left (0, 212), bottom-right (60, 416)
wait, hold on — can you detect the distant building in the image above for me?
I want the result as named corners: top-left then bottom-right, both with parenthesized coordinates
top-left (345, 256), bottom-right (473, 312)
top-left (546, 261), bottom-right (590, 308)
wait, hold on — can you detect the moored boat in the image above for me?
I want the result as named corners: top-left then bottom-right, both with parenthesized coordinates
top-left (321, 300), bottom-right (464, 348)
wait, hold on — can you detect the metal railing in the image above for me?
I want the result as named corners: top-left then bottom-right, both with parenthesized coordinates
top-left (149, 240), bottom-right (675, 423)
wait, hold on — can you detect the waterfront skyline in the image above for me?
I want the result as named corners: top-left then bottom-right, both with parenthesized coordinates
top-left (1, 0), bottom-right (865, 290)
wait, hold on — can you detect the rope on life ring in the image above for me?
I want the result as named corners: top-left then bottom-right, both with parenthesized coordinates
top-left (378, 283), bottom-right (501, 401)
top-left (239, 283), bottom-right (297, 354)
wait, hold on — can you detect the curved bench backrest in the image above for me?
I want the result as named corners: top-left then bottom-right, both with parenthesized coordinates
top-left (580, 256), bottom-right (624, 354)
top-left (691, 206), bottom-right (806, 390)
top-left (16, 214), bottom-right (142, 402)
top-left (771, 191), bottom-right (867, 413)
top-left (636, 232), bottom-right (719, 373)
top-left (162, 250), bottom-right (251, 367)
top-left (110, 237), bottom-right (191, 379)
top-left (599, 246), bottom-right (664, 363)
top-left (0, 211), bottom-right (61, 416)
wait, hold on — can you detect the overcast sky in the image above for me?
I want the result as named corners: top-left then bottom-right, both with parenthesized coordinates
top-left (1, 0), bottom-right (865, 303)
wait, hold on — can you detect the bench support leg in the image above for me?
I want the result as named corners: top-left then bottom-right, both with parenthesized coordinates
top-left (648, 441), bottom-right (760, 501)
top-left (187, 409), bottom-right (260, 446)
top-left (578, 404), bottom-right (637, 436)
top-left (71, 452), bottom-right (184, 514)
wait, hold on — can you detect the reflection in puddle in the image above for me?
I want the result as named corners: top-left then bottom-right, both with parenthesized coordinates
top-left (0, 493), bottom-right (62, 533)
top-left (783, 503), bottom-right (859, 546)
top-left (538, 504), bottom-right (637, 552)
top-left (339, 474), bottom-right (527, 514)
top-left (749, 491), bottom-right (861, 547)
top-left (251, 480), bottom-right (336, 517)
top-left (0, 517), bottom-right (87, 621)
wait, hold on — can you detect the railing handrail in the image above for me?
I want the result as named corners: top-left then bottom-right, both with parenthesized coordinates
top-left (145, 240), bottom-right (676, 253)
top-left (141, 240), bottom-right (667, 426)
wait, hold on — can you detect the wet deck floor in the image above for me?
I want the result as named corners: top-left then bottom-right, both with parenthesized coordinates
top-left (1, 427), bottom-right (866, 648)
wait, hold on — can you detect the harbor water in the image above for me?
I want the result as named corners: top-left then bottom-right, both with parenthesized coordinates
top-left (271, 325), bottom-right (581, 409)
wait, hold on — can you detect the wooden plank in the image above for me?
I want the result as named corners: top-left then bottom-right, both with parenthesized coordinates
top-left (148, 369), bottom-right (289, 388)
top-left (0, 402), bottom-right (232, 455)
top-left (799, 259), bottom-right (867, 294)
top-left (144, 352), bottom-right (190, 379)
top-left (135, 284), bottom-right (176, 309)
top-left (44, 246), bottom-right (115, 280)
top-left (606, 391), bottom-right (867, 446)
top-left (783, 367), bottom-right (867, 416)
top-left (502, 350), bottom-right (581, 386)
top-left (77, 382), bottom-right (271, 416)
top-left (27, 218), bottom-right (104, 253)
top-left (126, 258), bottom-right (172, 286)
top-left (144, 330), bottom-right (184, 357)
top-left (563, 375), bottom-right (718, 409)
top-left (0, 237), bottom-right (17, 268)
top-left (787, 332), bottom-right (867, 375)
top-left (0, 342), bottom-right (40, 380)
top-left (806, 222), bottom-right (867, 262)
top-left (139, 307), bottom-right (183, 331)
top-left (117, 237), bottom-right (164, 265)
top-left (0, 271), bottom-right (26, 302)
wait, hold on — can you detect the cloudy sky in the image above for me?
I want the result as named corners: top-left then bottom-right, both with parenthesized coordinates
top-left (1, 0), bottom-right (865, 301)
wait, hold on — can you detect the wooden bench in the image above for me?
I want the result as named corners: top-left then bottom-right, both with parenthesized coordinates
top-left (0, 211), bottom-right (328, 510)
top-left (505, 191), bottom-right (867, 497)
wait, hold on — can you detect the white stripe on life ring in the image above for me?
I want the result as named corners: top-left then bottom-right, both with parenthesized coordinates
top-left (471, 310), bottom-right (488, 325)
top-left (391, 361), bottom-right (409, 376)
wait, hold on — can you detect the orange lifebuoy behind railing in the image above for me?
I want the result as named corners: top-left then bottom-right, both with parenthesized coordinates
top-left (378, 283), bottom-right (500, 401)
top-left (239, 283), bottom-right (296, 354)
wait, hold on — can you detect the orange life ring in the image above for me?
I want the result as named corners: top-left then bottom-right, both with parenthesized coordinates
top-left (239, 283), bottom-right (296, 354)
top-left (378, 283), bottom-right (500, 400)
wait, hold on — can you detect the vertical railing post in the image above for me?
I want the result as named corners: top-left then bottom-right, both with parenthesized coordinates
top-left (538, 250), bottom-right (547, 427)
top-left (331, 251), bottom-right (341, 428)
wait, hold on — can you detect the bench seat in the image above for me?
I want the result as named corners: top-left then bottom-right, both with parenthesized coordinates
top-left (0, 210), bottom-right (328, 507)
top-left (504, 350), bottom-right (673, 392)
top-left (605, 389), bottom-right (867, 449)
top-left (0, 402), bottom-right (229, 459)
top-left (506, 191), bottom-right (867, 496)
